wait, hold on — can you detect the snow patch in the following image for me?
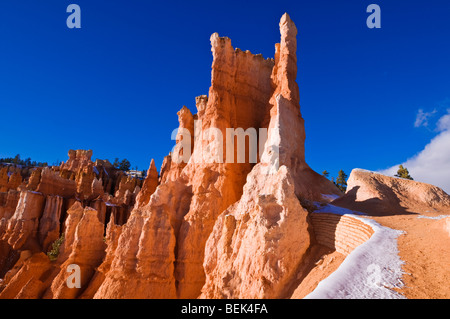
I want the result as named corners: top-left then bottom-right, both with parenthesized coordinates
top-left (27, 190), bottom-right (43, 195)
top-left (417, 215), bottom-right (449, 220)
top-left (305, 204), bottom-right (405, 299)
top-left (321, 194), bottom-right (340, 202)
top-left (105, 201), bottom-right (118, 207)
top-left (314, 204), bottom-right (366, 216)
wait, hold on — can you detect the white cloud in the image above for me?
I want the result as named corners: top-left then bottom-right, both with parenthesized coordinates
top-left (436, 109), bottom-right (450, 132)
top-left (414, 108), bottom-right (437, 128)
top-left (379, 129), bottom-right (450, 194)
top-left (380, 105), bottom-right (450, 194)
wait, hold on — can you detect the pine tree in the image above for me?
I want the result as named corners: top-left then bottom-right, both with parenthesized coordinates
top-left (335, 169), bottom-right (348, 192)
top-left (394, 165), bottom-right (413, 180)
top-left (113, 158), bottom-right (120, 169)
top-left (24, 158), bottom-right (32, 166)
top-left (119, 159), bottom-right (131, 171)
top-left (12, 154), bottom-right (20, 164)
top-left (322, 170), bottom-right (330, 179)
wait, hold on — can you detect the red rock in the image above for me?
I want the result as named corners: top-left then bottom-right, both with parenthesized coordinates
top-left (45, 204), bottom-right (105, 299)
top-left (201, 165), bottom-right (310, 298)
top-left (56, 201), bottom-right (84, 262)
top-left (0, 252), bottom-right (53, 299)
top-left (38, 195), bottom-right (64, 252)
top-left (93, 207), bottom-right (177, 299)
top-left (262, 13), bottom-right (341, 202)
top-left (135, 159), bottom-right (159, 207)
top-left (172, 26), bottom-right (276, 299)
top-left (0, 190), bottom-right (20, 222)
top-left (93, 179), bottom-right (192, 298)
top-left (75, 163), bottom-right (95, 200)
top-left (79, 218), bottom-right (122, 299)
top-left (90, 199), bottom-right (107, 224)
top-left (164, 107), bottom-right (195, 182)
top-left (114, 175), bottom-right (138, 206)
top-left (0, 167), bottom-right (9, 192)
top-left (159, 154), bottom-right (172, 184)
top-left (26, 168), bottom-right (42, 191)
top-left (7, 172), bottom-right (22, 191)
top-left (60, 150), bottom-right (93, 173)
top-left (36, 167), bottom-right (77, 198)
top-left (2, 191), bottom-right (45, 251)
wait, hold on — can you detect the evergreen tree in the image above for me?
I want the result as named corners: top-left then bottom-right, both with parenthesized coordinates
top-left (24, 158), bottom-right (32, 166)
top-left (322, 170), bottom-right (330, 179)
top-left (12, 154), bottom-right (20, 164)
top-left (113, 158), bottom-right (120, 169)
top-left (394, 165), bottom-right (413, 180)
top-left (119, 159), bottom-right (131, 171)
top-left (335, 170), bottom-right (348, 192)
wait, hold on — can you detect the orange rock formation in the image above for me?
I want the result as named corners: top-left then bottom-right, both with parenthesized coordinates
top-left (1, 13), bottom-right (449, 300)
top-left (91, 13), bottom-right (340, 300)
top-left (0, 149), bottom-right (155, 298)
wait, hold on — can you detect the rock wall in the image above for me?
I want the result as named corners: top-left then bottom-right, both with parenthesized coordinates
top-left (310, 213), bottom-right (374, 255)
top-left (44, 203), bottom-right (106, 299)
top-left (201, 165), bottom-right (311, 298)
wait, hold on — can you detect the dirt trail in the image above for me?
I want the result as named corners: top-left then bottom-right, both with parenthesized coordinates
top-left (371, 212), bottom-right (450, 299)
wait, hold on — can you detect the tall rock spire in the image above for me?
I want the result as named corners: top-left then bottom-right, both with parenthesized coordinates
top-left (260, 13), bottom-right (341, 202)
top-left (272, 13), bottom-right (300, 106)
top-left (135, 159), bottom-right (159, 207)
top-left (262, 13), bottom-right (307, 177)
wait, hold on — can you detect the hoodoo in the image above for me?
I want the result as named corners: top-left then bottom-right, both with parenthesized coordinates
top-left (3, 12), bottom-right (448, 300)
top-left (93, 12), bottom-right (340, 299)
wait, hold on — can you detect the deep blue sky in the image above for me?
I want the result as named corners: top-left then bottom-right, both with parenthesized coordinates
top-left (1, 0), bottom-right (449, 180)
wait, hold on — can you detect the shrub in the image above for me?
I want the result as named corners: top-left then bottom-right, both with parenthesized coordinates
top-left (47, 233), bottom-right (65, 261)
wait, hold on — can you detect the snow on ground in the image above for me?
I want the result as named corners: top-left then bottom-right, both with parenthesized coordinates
top-left (305, 204), bottom-right (405, 299)
top-left (314, 202), bottom-right (366, 216)
top-left (417, 215), bottom-right (449, 220)
top-left (321, 194), bottom-right (340, 202)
